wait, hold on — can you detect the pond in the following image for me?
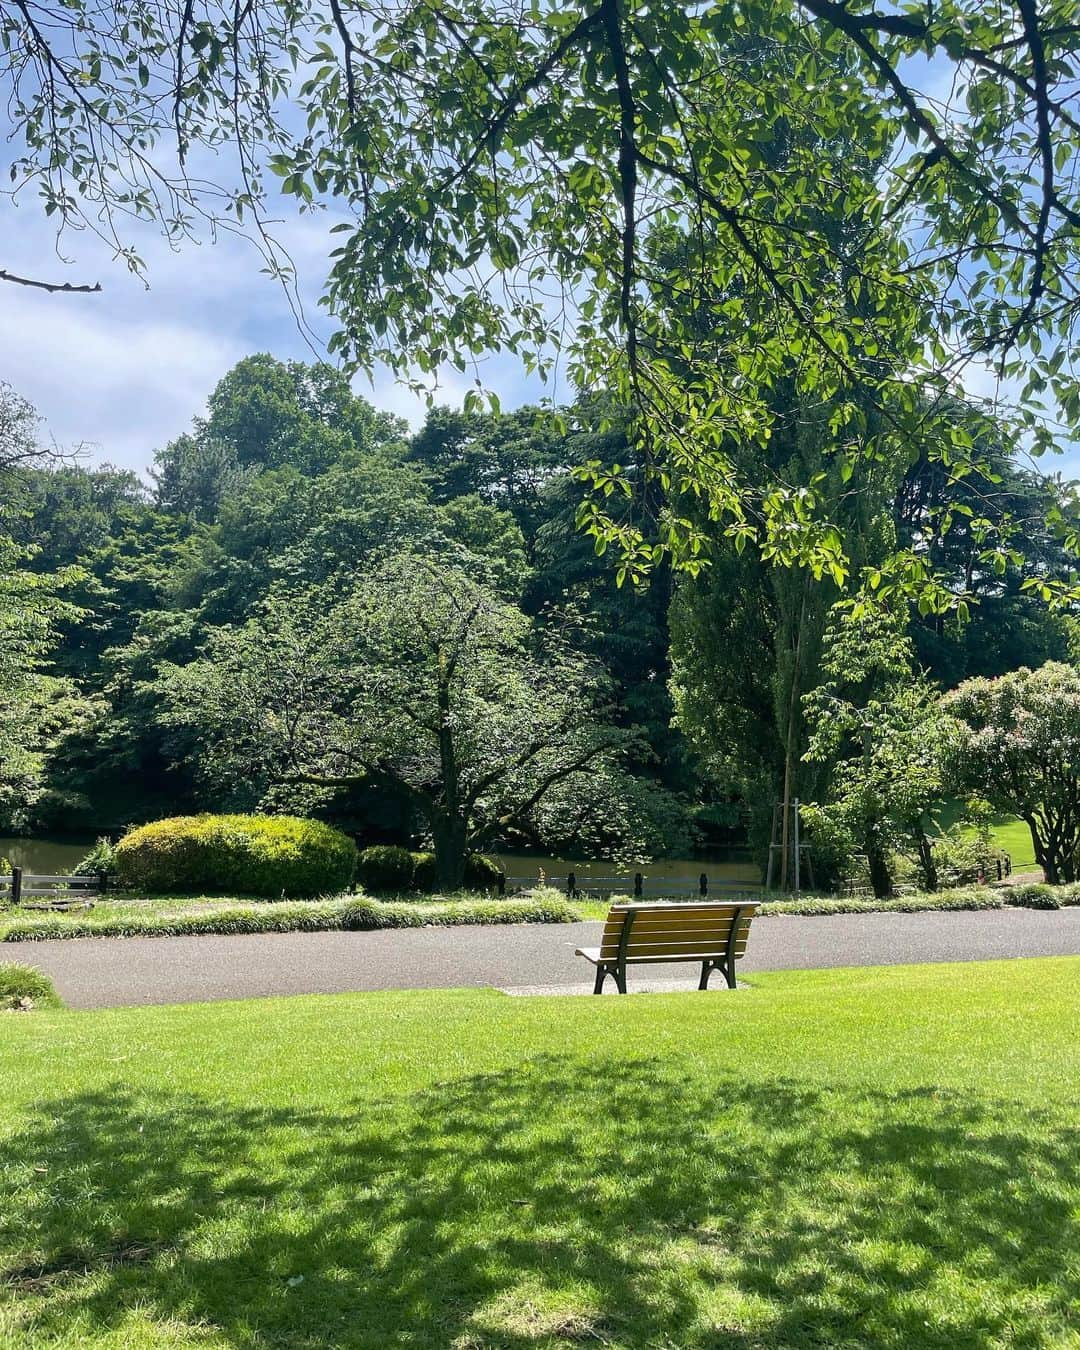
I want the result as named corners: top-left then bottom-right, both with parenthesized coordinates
top-left (492, 852), bottom-right (760, 892)
top-left (0, 837), bottom-right (762, 892)
top-left (0, 836), bottom-right (97, 873)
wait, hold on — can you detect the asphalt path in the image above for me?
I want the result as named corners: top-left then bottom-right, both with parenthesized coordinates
top-left (8, 907), bottom-right (1080, 1009)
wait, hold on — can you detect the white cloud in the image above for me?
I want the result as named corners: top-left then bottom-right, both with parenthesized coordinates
top-left (0, 194), bottom-right (548, 474)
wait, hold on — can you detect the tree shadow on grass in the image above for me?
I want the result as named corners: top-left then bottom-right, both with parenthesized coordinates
top-left (0, 1058), bottom-right (1076, 1347)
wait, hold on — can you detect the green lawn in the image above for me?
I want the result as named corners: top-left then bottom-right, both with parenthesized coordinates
top-left (1, 960), bottom-right (1077, 1348)
top-left (943, 809), bottom-right (1039, 873)
top-left (983, 816), bottom-right (1039, 872)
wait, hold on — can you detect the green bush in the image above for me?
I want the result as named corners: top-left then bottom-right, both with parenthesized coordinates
top-left (0, 961), bottom-right (62, 1009)
top-left (411, 851), bottom-right (436, 891)
top-left (74, 836), bottom-right (118, 876)
top-left (923, 831), bottom-right (1004, 888)
top-left (358, 847), bottom-right (503, 894)
top-left (115, 815), bottom-right (356, 898)
top-left (760, 887), bottom-right (1003, 917)
top-left (356, 845), bottom-right (416, 894)
top-left (1009, 882), bottom-right (1060, 910)
top-left (464, 853), bottom-right (504, 890)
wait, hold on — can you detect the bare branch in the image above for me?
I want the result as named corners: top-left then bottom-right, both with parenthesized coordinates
top-left (0, 268), bottom-right (101, 294)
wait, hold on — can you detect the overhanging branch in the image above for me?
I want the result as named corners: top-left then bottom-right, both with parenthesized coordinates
top-left (0, 268), bottom-right (101, 294)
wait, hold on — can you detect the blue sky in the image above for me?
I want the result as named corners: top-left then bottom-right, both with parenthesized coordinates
top-left (0, 191), bottom-right (551, 477)
top-left (3, 146), bottom-right (1078, 483)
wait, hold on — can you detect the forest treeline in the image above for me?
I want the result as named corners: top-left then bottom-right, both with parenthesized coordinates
top-left (0, 356), bottom-right (1076, 883)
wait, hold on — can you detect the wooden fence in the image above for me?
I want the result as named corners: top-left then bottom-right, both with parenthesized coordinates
top-left (501, 870), bottom-right (762, 900)
top-left (1, 868), bottom-right (111, 911)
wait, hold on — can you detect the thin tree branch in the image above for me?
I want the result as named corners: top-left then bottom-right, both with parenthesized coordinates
top-left (0, 268), bottom-right (101, 294)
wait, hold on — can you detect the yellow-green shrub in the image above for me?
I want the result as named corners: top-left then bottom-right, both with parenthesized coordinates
top-left (115, 814), bottom-right (356, 898)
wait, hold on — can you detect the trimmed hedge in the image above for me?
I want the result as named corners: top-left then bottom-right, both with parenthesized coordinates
top-left (1008, 881), bottom-right (1080, 909)
top-left (357, 846), bottom-right (504, 894)
top-left (760, 887), bottom-right (1005, 917)
top-left (0, 891), bottom-right (580, 942)
top-left (464, 852), bottom-right (504, 889)
top-left (356, 845), bottom-right (415, 893)
top-left (0, 961), bottom-right (62, 1008)
top-left (115, 814), bottom-right (357, 898)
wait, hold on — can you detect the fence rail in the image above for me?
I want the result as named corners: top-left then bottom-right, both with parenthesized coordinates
top-left (1, 868), bottom-right (111, 910)
top-left (501, 870), bottom-right (762, 900)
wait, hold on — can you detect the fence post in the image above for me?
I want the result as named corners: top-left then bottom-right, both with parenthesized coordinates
top-left (996, 859), bottom-right (1002, 882)
top-left (566, 871), bottom-right (576, 898)
top-left (634, 872), bottom-right (643, 898)
top-left (699, 872), bottom-right (708, 897)
top-left (1005, 853), bottom-right (1012, 877)
top-left (497, 871), bottom-right (506, 896)
top-left (11, 866), bottom-right (21, 907)
top-left (98, 869), bottom-right (109, 895)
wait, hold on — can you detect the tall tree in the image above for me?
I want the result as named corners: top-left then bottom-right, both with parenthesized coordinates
top-left (0, 536), bottom-right (81, 825)
top-left (803, 607), bottom-right (948, 897)
top-left (155, 558), bottom-right (644, 887)
top-left (943, 662), bottom-right (1080, 884)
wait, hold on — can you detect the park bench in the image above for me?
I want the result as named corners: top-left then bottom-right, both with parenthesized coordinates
top-left (575, 900), bottom-right (759, 994)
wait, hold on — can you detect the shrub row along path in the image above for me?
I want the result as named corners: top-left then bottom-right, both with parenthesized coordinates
top-left (15, 907), bottom-right (1080, 1009)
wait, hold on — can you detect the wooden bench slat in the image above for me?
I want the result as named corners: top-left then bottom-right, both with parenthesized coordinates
top-left (603, 917), bottom-right (749, 937)
top-left (599, 928), bottom-right (751, 949)
top-left (596, 941), bottom-right (751, 960)
top-left (608, 902), bottom-right (750, 915)
top-left (600, 925), bottom-right (751, 945)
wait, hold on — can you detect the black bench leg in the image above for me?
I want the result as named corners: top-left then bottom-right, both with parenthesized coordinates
top-left (593, 964), bottom-right (628, 994)
top-left (700, 958), bottom-right (736, 990)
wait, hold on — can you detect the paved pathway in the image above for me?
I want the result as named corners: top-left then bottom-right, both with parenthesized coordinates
top-left (9, 908), bottom-right (1080, 1009)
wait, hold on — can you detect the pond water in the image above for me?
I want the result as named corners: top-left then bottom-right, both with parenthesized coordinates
top-left (0, 837), bottom-right (762, 892)
top-left (0, 836), bottom-right (97, 873)
top-left (492, 852), bottom-right (760, 891)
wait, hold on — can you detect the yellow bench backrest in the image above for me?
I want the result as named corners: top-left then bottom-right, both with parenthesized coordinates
top-left (598, 901), bottom-right (757, 962)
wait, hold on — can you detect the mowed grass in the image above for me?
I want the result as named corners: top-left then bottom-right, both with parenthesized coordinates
top-left (985, 816), bottom-right (1040, 872)
top-left (945, 809), bottom-right (1039, 872)
top-left (0, 961), bottom-right (1077, 1348)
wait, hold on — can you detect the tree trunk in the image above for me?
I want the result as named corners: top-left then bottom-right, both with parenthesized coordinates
top-left (778, 572), bottom-right (811, 890)
top-left (866, 835), bottom-right (893, 899)
top-left (432, 643), bottom-right (468, 891)
top-left (914, 824), bottom-right (937, 891)
top-left (1028, 816), bottom-right (1063, 884)
top-left (431, 813), bottom-right (468, 891)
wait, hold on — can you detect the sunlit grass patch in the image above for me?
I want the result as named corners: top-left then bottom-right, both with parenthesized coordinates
top-left (0, 959), bottom-right (1076, 1347)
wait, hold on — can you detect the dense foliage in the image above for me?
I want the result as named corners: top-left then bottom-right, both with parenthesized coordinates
top-left (114, 814), bottom-right (357, 897)
top-left (943, 663), bottom-right (1080, 884)
top-left (4, 2), bottom-right (1080, 612)
top-left (0, 351), bottom-right (1076, 889)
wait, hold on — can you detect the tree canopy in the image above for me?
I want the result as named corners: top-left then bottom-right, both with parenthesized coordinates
top-left (3, 1), bottom-right (1080, 604)
top-left (156, 557), bottom-right (650, 885)
top-left (943, 661), bottom-right (1080, 883)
